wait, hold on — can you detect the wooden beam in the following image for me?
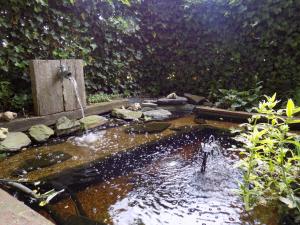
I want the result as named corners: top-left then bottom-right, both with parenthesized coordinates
top-left (0, 99), bottom-right (128, 132)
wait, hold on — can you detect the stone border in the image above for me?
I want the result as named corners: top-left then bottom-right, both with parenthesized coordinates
top-left (0, 99), bottom-right (128, 132)
top-left (0, 188), bottom-right (54, 225)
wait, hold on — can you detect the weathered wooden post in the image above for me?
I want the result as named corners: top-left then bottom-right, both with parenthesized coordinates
top-left (29, 59), bottom-right (86, 116)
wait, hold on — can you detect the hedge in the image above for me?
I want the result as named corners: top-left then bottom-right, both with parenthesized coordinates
top-left (1, 0), bottom-right (300, 111)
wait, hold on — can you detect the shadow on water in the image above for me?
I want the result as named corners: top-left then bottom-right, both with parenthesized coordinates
top-left (6, 128), bottom-right (280, 225)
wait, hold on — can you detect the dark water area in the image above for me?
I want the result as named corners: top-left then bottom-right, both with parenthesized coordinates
top-left (37, 130), bottom-right (279, 225)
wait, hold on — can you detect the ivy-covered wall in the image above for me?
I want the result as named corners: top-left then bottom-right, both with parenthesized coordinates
top-left (1, 0), bottom-right (300, 111)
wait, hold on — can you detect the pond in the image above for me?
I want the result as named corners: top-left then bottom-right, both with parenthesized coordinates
top-left (0, 115), bottom-right (280, 225)
top-left (33, 128), bottom-right (278, 225)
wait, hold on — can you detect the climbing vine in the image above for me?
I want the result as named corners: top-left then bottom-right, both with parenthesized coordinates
top-left (1, 0), bottom-right (300, 111)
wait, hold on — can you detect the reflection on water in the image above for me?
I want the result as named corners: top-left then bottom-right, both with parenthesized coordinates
top-left (109, 139), bottom-right (242, 225)
top-left (50, 132), bottom-right (279, 225)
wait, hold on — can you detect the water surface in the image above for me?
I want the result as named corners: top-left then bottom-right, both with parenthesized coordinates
top-left (49, 131), bottom-right (278, 225)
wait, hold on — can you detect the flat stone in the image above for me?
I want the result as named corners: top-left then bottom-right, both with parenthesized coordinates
top-left (141, 102), bottom-right (158, 108)
top-left (124, 122), bottom-right (171, 134)
top-left (79, 115), bottom-right (108, 130)
top-left (0, 132), bottom-right (31, 152)
top-left (143, 99), bottom-right (157, 104)
top-left (29, 124), bottom-right (54, 142)
top-left (143, 109), bottom-right (172, 120)
top-left (157, 96), bottom-right (188, 105)
top-left (111, 108), bottom-right (143, 120)
top-left (184, 93), bottom-right (206, 104)
top-left (159, 104), bottom-right (195, 113)
top-left (142, 107), bottom-right (154, 112)
top-left (56, 116), bottom-right (80, 136)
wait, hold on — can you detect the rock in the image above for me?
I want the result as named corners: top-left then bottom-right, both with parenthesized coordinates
top-left (184, 93), bottom-right (206, 104)
top-left (143, 109), bottom-right (172, 120)
top-left (127, 103), bottom-right (142, 111)
top-left (111, 108), bottom-right (143, 120)
top-left (79, 115), bottom-right (108, 130)
top-left (13, 151), bottom-right (72, 176)
top-left (141, 107), bottom-right (155, 112)
top-left (141, 102), bottom-right (158, 108)
top-left (56, 116), bottom-right (80, 136)
top-left (0, 132), bottom-right (31, 152)
top-left (159, 104), bottom-right (195, 113)
top-left (0, 128), bottom-right (8, 141)
top-left (125, 122), bottom-right (171, 134)
top-left (203, 101), bottom-right (214, 107)
top-left (157, 96), bottom-right (188, 105)
top-left (28, 124), bottom-right (54, 142)
top-left (1, 111), bottom-right (17, 121)
top-left (166, 92), bottom-right (178, 99)
top-left (143, 99), bottom-right (157, 104)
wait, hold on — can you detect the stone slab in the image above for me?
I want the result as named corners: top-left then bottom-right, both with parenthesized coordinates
top-left (0, 189), bottom-right (54, 225)
top-left (0, 99), bottom-right (128, 132)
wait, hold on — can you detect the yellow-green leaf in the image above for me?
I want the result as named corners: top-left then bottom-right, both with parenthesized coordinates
top-left (286, 99), bottom-right (294, 117)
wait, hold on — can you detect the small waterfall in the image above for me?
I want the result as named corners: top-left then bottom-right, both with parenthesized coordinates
top-left (68, 76), bottom-right (85, 118)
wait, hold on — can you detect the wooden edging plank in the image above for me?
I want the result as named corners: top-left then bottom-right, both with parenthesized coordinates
top-left (194, 106), bottom-right (300, 130)
top-left (0, 99), bottom-right (129, 132)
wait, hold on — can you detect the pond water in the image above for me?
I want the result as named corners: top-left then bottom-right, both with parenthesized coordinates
top-left (42, 130), bottom-right (278, 225)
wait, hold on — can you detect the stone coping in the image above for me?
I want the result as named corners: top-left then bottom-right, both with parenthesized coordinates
top-left (0, 188), bottom-right (54, 225)
top-left (0, 99), bottom-right (129, 132)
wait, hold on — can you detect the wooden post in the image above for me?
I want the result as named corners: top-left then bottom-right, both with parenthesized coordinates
top-left (29, 59), bottom-right (86, 116)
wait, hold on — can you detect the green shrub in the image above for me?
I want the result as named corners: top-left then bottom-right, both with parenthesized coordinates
top-left (211, 84), bottom-right (262, 111)
top-left (1, 0), bottom-right (300, 110)
top-left (11, 93), bottom-right (32, 112)
top-left (233, 94), bottom-right (300, 222)
top-left (0, 81), bottom-right (13, 111)
top-left (87, 93), bottom-right (120, 104)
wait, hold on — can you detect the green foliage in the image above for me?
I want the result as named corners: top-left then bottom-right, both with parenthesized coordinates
top-left (0, 0), bottom-right (139, 112)
top-left (212, 84), bottom-right (262, 111)
top-left (0, 81), bottom-right (13, 111)
top-left (0, 81), bottom-right (32, 112)
top-left (87, 92), bottom-right (120, 104)
top-left (234, 94), bottom-right (300, 221)
top-left (11, 93), bottom-right (32, 111)
top-left (1, 0), bottom-right (300, 111)
top-left (135, 0), bottom-right (300, 97)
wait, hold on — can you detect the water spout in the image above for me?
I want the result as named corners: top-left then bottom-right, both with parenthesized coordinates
top-left (68, 76), bottom-right (85, 119)
top-left (199, 135), bottom-right (220, 172)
